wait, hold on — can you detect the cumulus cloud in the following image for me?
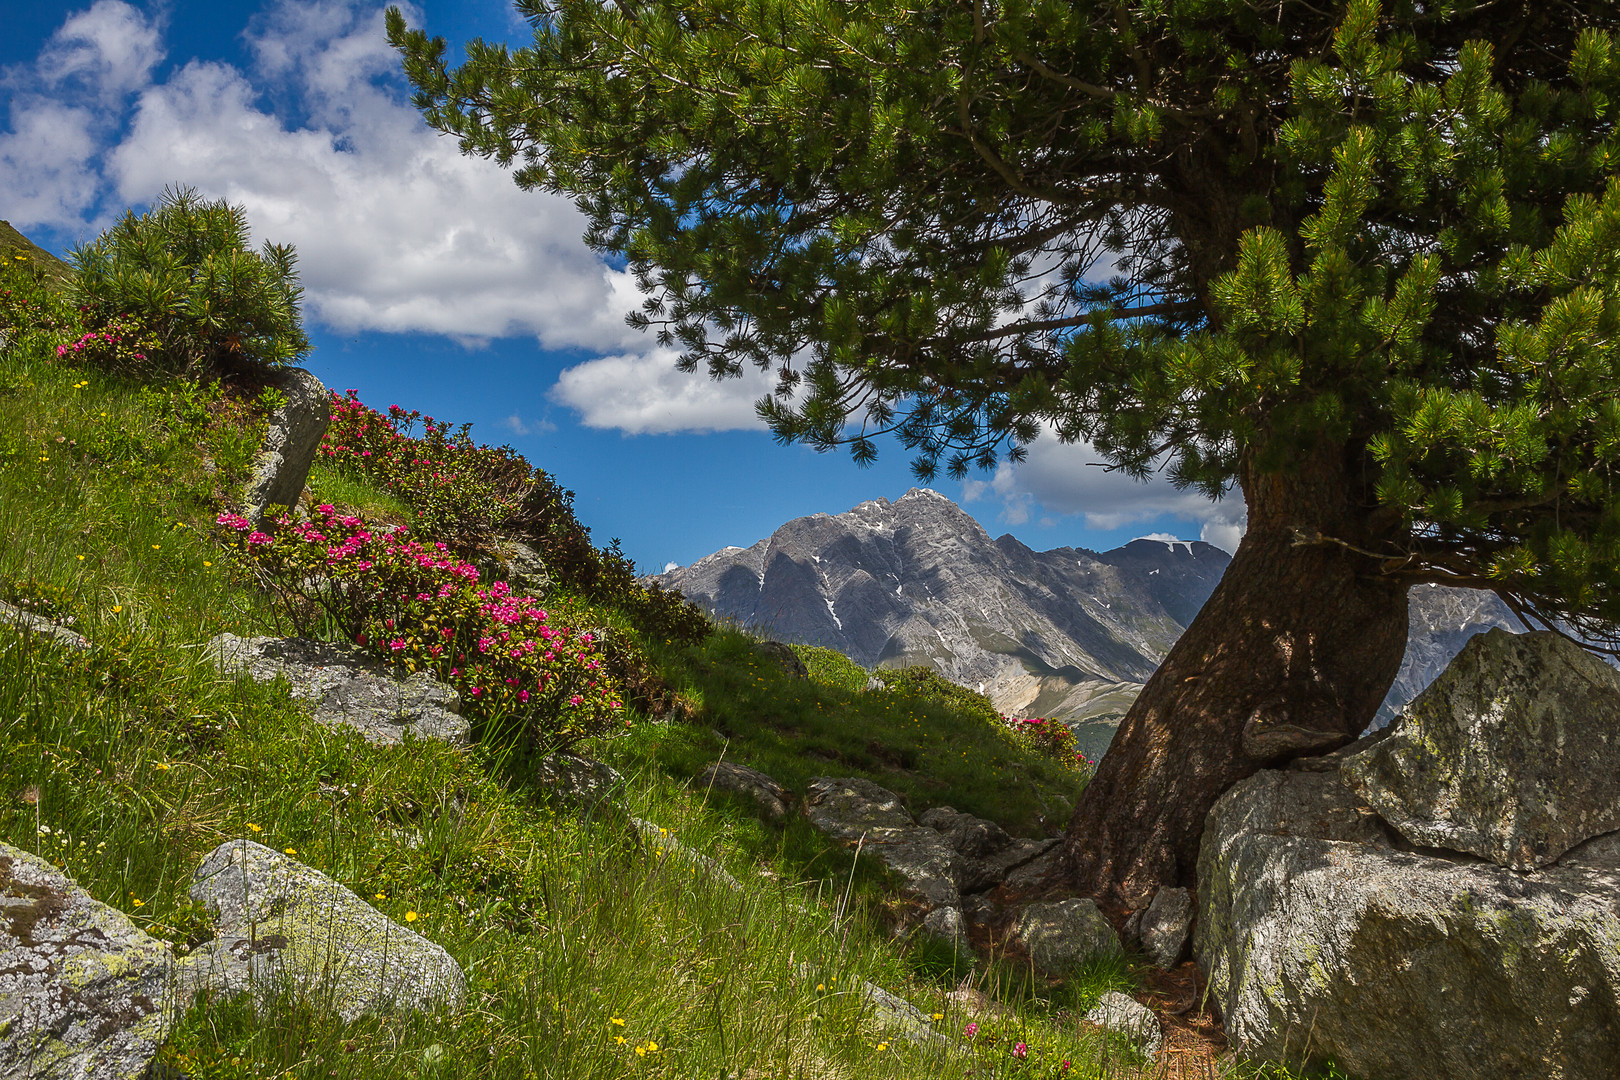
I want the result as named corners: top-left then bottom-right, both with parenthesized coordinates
top-left (551, 348), bottom-right (777, 434)
top-left (102, 0), bottom-right (649, 351)
top-left (0, 0), bottom-right (163, 232)
top-left (961, 426), bottom-right (1247, 552)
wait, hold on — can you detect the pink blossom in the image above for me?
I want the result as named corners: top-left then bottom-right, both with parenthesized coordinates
top-left (389, 638), bottom-right (405, 651)
top-left (1013, 1043), bottom-right (1027, 1059)
top-left (964, 1023), bottom-right (978, 1038)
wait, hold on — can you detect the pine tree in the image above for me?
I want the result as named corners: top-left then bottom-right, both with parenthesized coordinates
top-left (389, 0), bottom-right (1620, 904)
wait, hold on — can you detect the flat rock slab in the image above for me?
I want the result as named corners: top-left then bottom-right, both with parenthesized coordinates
top-left (804, 777), bottom-right (961, 908)
top-left (0, 842), bottom-right (172, 1080)
top-left (177, 840), bottom-right (464, 1022)
top-left (1198, 766), bottom-right (1620, 1080)
top-left (0, 600), bottom-right (90, 652)
top-left (537, 752), bottom-right (625, 811)
top-left (207, 634), bottom-right (468, 746)
top-left (1012, 898), bottom-right (1121, 976)
top-left (1344, 628), bottom-right (1620, 870)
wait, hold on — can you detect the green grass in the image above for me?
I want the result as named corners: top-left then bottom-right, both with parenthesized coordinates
top-left (0, 315), bottom-right (1231, 1080)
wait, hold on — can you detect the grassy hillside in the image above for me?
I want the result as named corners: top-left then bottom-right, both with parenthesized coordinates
top-left (0, 229), bottom-right (1302, 1079)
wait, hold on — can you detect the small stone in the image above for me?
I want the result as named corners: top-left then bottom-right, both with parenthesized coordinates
top-left (207, 634), bottom-right (468, 746)
top-left (1138, 886), bottom-right (1192, 969)
top-left (1012, 898), bottom-right (1122, 975)
top-left (177, 840), bottom-right (464, 1022)
top-left (697, 761), bottom-right (791, 820)
top-left (1084, 991), bottom-right (1162, 1060)
top-left (921, 905), bottom-right (969, 953)
top-left (0, 843), bottom-right (171, 1080)
top-left (494, 539), bottom-right (552, 597)
top-left (631, 817), bottom-right (741, 890)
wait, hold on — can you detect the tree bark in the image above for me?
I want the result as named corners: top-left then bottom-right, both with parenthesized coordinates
top-left (1062, 448), bottom-right (1411, 908)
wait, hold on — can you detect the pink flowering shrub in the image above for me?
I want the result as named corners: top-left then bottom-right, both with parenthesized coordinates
top-left (219, 504), bottom-right (624, 747)
top-left (54, 314), bottom-right (160, 372)
top-left (320, 389), bottom-right (711, 646)
top-left (1001, 714), bottom-right (1093, 774)
top-left (320, 390), bottom-right (536, 550)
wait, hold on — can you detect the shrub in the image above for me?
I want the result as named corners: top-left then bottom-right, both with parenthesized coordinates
top-left (319, 389), bottom-right (712, 646)
top-left (0, 252), bottom-right (74, 335)
top-left (219, 505), bottom-right (624, 749)
top-left (1002, 715), bottom-right (1093, 775)
top-left (71, 185), bottom-right (310, 373)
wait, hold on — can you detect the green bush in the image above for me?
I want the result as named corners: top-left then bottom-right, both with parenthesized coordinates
top-left (70, 185), bottom-right (310, 373)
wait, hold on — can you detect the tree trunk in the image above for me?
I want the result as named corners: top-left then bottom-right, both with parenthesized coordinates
top-left (1062, 449), bottom-right (1410, 908)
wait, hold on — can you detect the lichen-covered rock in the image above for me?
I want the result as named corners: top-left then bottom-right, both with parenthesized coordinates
top-left (0, 842), bottom-right (172, 1080)
top-left (1197, 767), bottom-right (1620, 1080)
top-left (697, 761), bottom-right (791, 820)
top-left (1012, 898), bottom-right (1121, 975)
top-left (536, 752), bottom-right (624, 811)
top-left (1083, 991), bottom-right (1162, 1060)
top-left (0, 600), bottom-right (90, 652)
top-left (1343, 628), bottom-right (1620, 871)
top-left (1138, 886), bottom-right (1192, 970)
top-left (244, 367), bottom-right (330, 522)
top-left (177, 840), bottom-right (463, 1022)
top-left (803, 777), bottom-right (960, 908)
top-left (207, 634), bottom-right (468, 746)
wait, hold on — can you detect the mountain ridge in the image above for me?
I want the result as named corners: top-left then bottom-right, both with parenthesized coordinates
top-left (656, 489), bottom-right (1525, 755)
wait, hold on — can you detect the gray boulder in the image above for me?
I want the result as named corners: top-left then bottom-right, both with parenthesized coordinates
top-left (858, 979), bottom-right (947, 1047)
top-left (1343, 628), bottom-right (1620, 871)
top-left (177, 840), bottom-right (464, 1022)
top-left (207, 634), bottom-right (468, 746)
top-left (1197, 766), bottom-right (1620, 1080)
top-left (1138, 886), bottom-right (1192, 970)
top-left (1011, 898), bottom-right (1121, 976)
top-left (0, 600), bottom-right (90, 652)
top-left (1083, 991), bottom-right (1163, 1061)
top-left (697, 761), bottom-right (791, 820)
top-left (1, 843), bottom-right (172, 1080)
top-left (536, 752), bottom-right (624, 811)
top-left (244, 367), bottom-right (330, 523)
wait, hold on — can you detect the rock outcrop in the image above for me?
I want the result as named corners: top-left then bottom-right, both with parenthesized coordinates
top-left (244, 366), bottom-right (330, 523)
top-left (1344, 628), bottom-right (1620, 871)
top-left (177, 840), bottom-right (464, 1022)
top-left (1197, 766), bottom-right (1620, 1080)
top-left (207, 634), bottom-right (469, 746)
top-left (802, 778), bottom-right (1059, 951)
top-left (1, 842), bottom-right (172, 1080)
top-left (1137, 886), bottom-right (1193, 970)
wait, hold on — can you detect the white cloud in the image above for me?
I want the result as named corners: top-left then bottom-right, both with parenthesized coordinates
top-left (502, 413), bottom-right (554, 437)
top-left (961, 426), bottom-right (1247, 552)
top-left (551, 348), bottom-right (777, 434)
top-left (662, 561), bottom-right (679, 573)
top-left (0, 0), bottom-right (164, 233)
top-left (4, 0), bottom-right (647, 353)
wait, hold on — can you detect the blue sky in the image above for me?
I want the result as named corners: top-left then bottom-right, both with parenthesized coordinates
top-left (1, 0), bottom-right (1245, 573)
